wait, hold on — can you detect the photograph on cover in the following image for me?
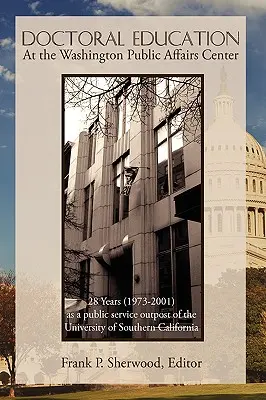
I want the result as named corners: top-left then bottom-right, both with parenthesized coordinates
top-left (16, 15), bottom-right (246, 384)
top-left (62, 75), bottom-right (203, 341)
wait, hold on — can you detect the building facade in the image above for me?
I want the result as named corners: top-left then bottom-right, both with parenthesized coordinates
top-left (204, 68), bottom-right (266, 278)
top-left (64, 77), bottom-right (202, 340)
top-left (246, 133), bottom-right (266, 268)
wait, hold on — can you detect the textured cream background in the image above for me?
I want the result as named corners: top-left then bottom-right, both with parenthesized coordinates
top-left (16, 16), bottom-right (246, 384)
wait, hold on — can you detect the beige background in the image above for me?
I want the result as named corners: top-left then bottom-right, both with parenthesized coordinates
top-left (16, 16), bottom-right (246, 384)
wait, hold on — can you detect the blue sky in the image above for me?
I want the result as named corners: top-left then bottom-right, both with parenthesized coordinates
top-left (0, 0), bottom-right (266, 270)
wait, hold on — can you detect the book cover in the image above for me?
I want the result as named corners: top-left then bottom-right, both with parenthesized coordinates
top-left (15, 16), bottom-right (246, 385)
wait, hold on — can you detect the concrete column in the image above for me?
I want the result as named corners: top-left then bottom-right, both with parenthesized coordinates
top-left (247, 208), bottom-right (252, 235)
top-left (257, 209), bottom-right (261, 237)
top-left (234, 207), bottom-right (238, 233)
top-left (264, 209), bottom-right (266, 237)
top-left (254, 208), bottom-right (258, 236)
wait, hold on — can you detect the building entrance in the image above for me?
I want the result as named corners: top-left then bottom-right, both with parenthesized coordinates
top-left (108, 247), bottom-right (133, 338)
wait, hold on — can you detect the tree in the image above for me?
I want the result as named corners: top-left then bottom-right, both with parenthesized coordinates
top-left (246, 267), bottom-right (266, 382)
top-left (64, 76), bottom-right (202, 142)
top-left (16, 276), bottom-right (60, 387)
top-left (40, 354), bottom-right (61, 386)
top-left (0, 271), bottom-right (63, 395)
top-left (64, 198), bottom-right (91, 299)
top-left (0, 271), bottom-right (15, 397)
top-left (204, 269), bottom-right (246, 382)
top-left (0, 371), bottom-right (10, 385)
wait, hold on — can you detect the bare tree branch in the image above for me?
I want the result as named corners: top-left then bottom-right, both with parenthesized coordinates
top-left (64, 198), bottom-right (91, 299)
top-left (64, 76), bottom-right (202, 140)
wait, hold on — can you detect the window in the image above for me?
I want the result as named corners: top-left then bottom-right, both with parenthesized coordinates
top-left (116, 83), bottom-right (131, 140)
top-left (246, 178), bottom-right (248, 191)
top-left (157, 228), bottom-right (172, 312)
top-left (79, 259), bottom-right (90, 301)
top-left (117, 93), bottom-right (124, 139)
top-left (247, 212), bottom-right (252, 234)
top-left (237, 213), bottom-right (242, 233)
top-left (253, 179), bottom-right (256, 192)
top-left (171, 114), bottom-right (185, 193)
top-left (228, 211), bottom-right (234, 233)
top-left (83, 182), bottom-right (94, 241)
top-left (217, 177), bottom-right (221, 188)
top-left (155, 111), bottom-right (185, 200)
top-left (217, 213), bottom-right (223, 233)
top-left (87, 121), bottom-right (98, 169)
top-left (260, 181), bottom-right (263, 194)
top-left (157, 221), bottom-right (192, 318)
top-left (236, 177), bottom-right (239, 188)
top-left (258, 210), bottom-right (265, 237)
top-left (88, 183), bottom-right (94, 237)
top-left (208, 213), bottom-right (212, 233)
top-left (63, 192), bottom-right (67, 217)
top-left (156, 124), bottom-right (168, 199)
top-left (113, 153), bottom-right (130, 223)
top-left (64, 144), bottom-right (72, 191)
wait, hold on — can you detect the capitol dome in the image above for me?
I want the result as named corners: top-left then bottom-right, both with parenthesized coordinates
top-left (246, 132), bottom-right (266, 268)
top-left (246, 132), bottom-right (266, 169)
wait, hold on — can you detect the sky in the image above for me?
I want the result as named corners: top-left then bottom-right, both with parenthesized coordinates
top-left (0, 0), bottom-right (266, 270)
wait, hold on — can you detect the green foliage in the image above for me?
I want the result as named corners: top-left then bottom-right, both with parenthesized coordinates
top-left (246, 268), bottom-right (266, 382)
top-left (0, 370), bottom-right (10, 385)
top-left (0, 384), bottom-right (266, 400)
top-left (0, 271), bottom-right (15, 396)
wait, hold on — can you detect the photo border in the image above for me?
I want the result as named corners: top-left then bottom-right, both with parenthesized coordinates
top-left (61, 74), bottom-right (205, 342)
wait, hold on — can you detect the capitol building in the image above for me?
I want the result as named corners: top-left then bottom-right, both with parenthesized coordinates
top-left (204, 68), bottom-right (266, 279)
top-left (246, 132), bottom-right (266, 268)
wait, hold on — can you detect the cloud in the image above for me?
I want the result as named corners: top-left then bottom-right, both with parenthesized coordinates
top-left (96, 0), bottom-right (179, 15)
top-left (28, 1), bottom-right (41, 14)
top-left (96, 0), bottom-right (266, 15)
top-left (94, 8), bottom-right (106, 15)
top-left (0, 145), bottom-right (7, 149)
top-left (251, 117), bottom-right (266, 131)
top-left (0, 17), bottom-right (9, 27)
top-left (28, 1), bottom-right (54, 15)
top-left (0, 89), bottom-right (14, 98)
top-left (0, 38), bottom-right (15, 50)
top-left (0, 65), bottom-right (15, 82)
top-left (0, 109), bottom-right (15, 118)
